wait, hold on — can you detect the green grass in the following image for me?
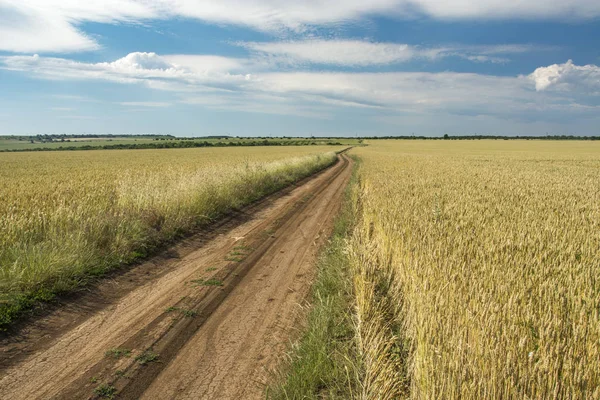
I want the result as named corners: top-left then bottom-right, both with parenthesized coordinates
top-left (0, 137), bottom-right (157, 151)
top-left (267, 156), bottom-right (360, 399)
top-left (93, 383), bottom-right (117, 399)
top-left (0, 136), bottom-right (360, 152)
top-left (165, 306), bottom-right (198, 317)
top-left (191, 278), bottom-right (224, 287)
top-left (105, 348), bottom-right (132, 359)
top-left (135, 350), bottom-right (159, 365)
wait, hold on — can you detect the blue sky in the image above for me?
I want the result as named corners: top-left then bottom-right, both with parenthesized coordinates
top-left (0, 1), bottom-right (599, 136)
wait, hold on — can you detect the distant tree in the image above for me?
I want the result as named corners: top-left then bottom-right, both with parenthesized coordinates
top-left (443, 134), bottom-right (449, 140)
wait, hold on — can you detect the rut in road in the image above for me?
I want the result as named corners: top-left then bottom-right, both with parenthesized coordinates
top-left (0, 153), bottom-right (353, 400)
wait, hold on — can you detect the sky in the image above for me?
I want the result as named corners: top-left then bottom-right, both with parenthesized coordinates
top-left (0, 1), bottom-right (599, 137)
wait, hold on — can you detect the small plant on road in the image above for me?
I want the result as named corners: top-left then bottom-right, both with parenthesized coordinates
top-left (191, 278), bottom-right (223, 287)
top-left (135, 350), bottom-right (159, 365)
top-left (105, 348), bottom-right (131, 359)
top-left (93, 383), bottom-right (116, 399)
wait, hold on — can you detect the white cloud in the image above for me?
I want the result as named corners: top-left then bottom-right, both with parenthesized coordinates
top-left (465, 55), bottom-right (508, 64)
top-left (110, 52), bottom-right (176, 71)
top-left (0, 2), bottom-right (98, 53)
top-left (120, 101), bottom-right (171, 107)
top-left (50, 94), bottom-right (98, 102)
top-left (239, 40), bottom-right (543, 66)
top-left (529, 60), bottom-right (600, 93)
top-left (163, 55), bottom-right (247, 73)
top-left (4, 52), bottom-right (599, 122)
top-left (0, 0), bottom-right (158, 53)
top-left (241, 40), bottom-right (418, 66)
top-left (0, 1), bottom-right (598, 53)
top-left (0, 52), bottom-right (246, 86)
top-left (410, 0), bottom-right (600, 20)
top-left (254, 71), bottom-right (534, 115)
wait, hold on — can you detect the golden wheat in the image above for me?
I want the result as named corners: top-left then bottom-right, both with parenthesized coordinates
top-left (0, 146), bottom-right (339, 323)
top-left (349, 140), bottom-right (600, 399)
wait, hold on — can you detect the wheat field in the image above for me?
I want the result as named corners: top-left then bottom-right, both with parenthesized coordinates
top-left (349, 141), bottom-right (600, 399)
top-left (0, 146), bottom-right (338, 325)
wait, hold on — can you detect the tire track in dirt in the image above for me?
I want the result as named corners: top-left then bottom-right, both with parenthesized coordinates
top-left (0, 152), bottom-right (353, 400)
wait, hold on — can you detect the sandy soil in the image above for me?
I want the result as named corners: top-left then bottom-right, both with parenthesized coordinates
top-left (0, 153), bottom-right (352, 400)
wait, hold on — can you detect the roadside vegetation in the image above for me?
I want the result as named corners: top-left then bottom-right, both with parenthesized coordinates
top-left (0, 135), bottom-right (357, 152)
top-left (348, 141), bottom-right (600, 399)
top-left (0, 146), bottom-right (340, 328)
top-left (268, 156), bottom-right (360, 399)
top-left (274, 140), bottom-right (599, 399)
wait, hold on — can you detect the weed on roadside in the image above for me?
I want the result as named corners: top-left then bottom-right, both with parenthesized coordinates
top-left (165, 306), bottom-right (198, 317)
top-left (225, 243), bottom-right (251, 262)
top-left (105, 348), bottom-right (131, 359)
top-left (135, 350), bottom-right (159, 365)
top-left (93, 383), bottom-right (116, 399)
top-left (191, 278), bottom-right (223, 287)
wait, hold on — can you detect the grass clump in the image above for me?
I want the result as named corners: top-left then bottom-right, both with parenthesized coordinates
top-left (268, 155), bottom-right (360, 399)
top-left (105, 348), bottom-right (132, 359)
top-left (93, 383), bottom-right (116, 399)
top-left (135, 350), bottom-right (159, 365)
top-left (165, 306), bottom-right (197, 317)
top-left (191, 278), bottom-right (224, 287)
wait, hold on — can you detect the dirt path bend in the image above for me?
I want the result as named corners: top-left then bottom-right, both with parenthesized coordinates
top-left (0, 153), bottom-right (353, 400)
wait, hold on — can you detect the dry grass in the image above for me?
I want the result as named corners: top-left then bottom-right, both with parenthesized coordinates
top-left (0, 146), bottom-right (339, 326)
top-left (349, 141), bottom-right (600, 399)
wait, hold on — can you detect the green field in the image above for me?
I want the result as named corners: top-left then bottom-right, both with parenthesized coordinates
top-left (0, 137), bottom-right (157, 150)
top-left (0, 136), bottom-right (359, 151)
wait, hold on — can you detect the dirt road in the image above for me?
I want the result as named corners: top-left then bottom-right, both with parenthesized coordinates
top-left (0, 153), bottom-right (353, 399)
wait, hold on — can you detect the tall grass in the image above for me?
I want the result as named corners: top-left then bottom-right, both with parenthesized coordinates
top-left (268, 155), bottom-right (360, 400)
top-left (349, 141), bottom-right (600, 399)
top-left (0, 147), bottom-right (338, 327)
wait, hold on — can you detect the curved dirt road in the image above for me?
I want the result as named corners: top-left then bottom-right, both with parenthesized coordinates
top-left (0, 153), bottom-right (353, 400)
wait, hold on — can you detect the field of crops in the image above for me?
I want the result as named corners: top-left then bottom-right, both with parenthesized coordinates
top-left (0, 146), bottom-right (339, 326)
top-left (0, 137), bottom-right (359, 151)
top-left (348, 141), bottom-right (600, 399)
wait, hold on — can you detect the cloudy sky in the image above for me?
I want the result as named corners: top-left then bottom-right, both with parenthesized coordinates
top-left (1, 1), bottom-right (599, 136)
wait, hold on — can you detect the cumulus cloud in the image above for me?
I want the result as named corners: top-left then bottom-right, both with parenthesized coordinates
top-left (0, 53), bottom-right (182, 84)
top-left (111, 52), bottom-right (176, 71)
top-left (0, 0), bottom-right (599, 53)
top-left (529, 60), bottom-right (600, 93)
top-left (0, 52), bottom-right (252, 88)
